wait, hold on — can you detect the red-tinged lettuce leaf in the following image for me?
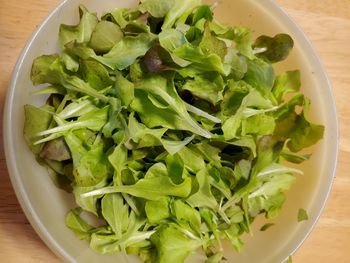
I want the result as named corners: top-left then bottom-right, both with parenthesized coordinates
top-left (254, 34), bottom-right (294, 63)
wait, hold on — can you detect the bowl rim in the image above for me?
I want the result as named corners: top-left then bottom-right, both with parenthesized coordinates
top-left (3, 0), bottom-right (339, 262)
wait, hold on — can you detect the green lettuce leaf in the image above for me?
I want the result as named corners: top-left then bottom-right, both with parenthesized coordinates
top-left (59, 5), bottom-right (98, 48)
top-left (24, 104), bottom-right (54, 154)
top-left (199, 24), bottom-right (227, 60)
top-left (245, 58), bottom-right (275, 91)
top-left (173, 42), bottom-right (229, 75)
top-left (180, 74), bottom-right (224, 105)
top-left (172, 199), bottom-right (201, 234)
top-left (297, 208), bottom-right (309, 222)
top-left (89, 21), bottom-right (124, 53)
top-left (274, 96), bottom-right (324, 152)
top-left (80, 59), bottom-right (114, 90)
top-left (139, 0), bottom-right (175, 18)
top-left (145, 197), bottom-right (171, 224)
top-left (131, 74), bottom-right (212, 138)
top-left (272, 70), bottom-right (301, 103)
top-left (162, 0), bottom-right (201, 29)
top-left (150, 224), bottom-right (203, 263)
top-left (187, 169), bottom-right (218, 209)
top-left (65, 208), bottom-right (94, 240)
top-left (101, 193), bottom-right (129, 238)
top-left (222, 87), bottom-right (274, 140)
top-left (66, 33), bottom-right (157, 70)
top-left (192, 5), bottom-right (213, 25)
top-left (96, 33), bottom-right (157, 70)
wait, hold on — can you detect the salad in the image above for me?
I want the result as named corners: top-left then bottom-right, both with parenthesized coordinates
top-left (24, 0), bottom-right (324, 262)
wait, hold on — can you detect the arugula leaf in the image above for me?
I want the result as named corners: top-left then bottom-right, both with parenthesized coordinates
top-left (82, 175), bottom-right (192, 200)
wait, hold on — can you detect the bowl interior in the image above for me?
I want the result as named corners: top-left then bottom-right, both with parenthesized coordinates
top-left (4, 0), bottom-right (338, 262)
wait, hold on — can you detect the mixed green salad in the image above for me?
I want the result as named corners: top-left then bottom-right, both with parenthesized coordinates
top-left (24, 1), bottom-right (324, 262)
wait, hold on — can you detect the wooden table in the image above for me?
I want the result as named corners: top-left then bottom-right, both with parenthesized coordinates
top-left (0, 0), bottom-right (349, 262)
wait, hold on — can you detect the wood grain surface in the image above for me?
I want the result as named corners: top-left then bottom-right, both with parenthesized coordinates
top-left (0, 0), bottom-right (349, 262)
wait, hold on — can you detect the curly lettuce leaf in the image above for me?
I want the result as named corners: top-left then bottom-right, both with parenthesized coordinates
top-left (59, 5), bottom-right (98, 48)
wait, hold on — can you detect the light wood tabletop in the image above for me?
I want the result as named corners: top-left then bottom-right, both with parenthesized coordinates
top-left (0, 0), bottom-right (349, 262)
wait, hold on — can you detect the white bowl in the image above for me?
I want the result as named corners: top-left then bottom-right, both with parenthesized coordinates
top-left (4, 0), bottom-right (338, 262)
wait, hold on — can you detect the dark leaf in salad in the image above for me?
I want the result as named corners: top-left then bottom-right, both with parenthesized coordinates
top-left (254, 33), bottom-right (294, 63)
